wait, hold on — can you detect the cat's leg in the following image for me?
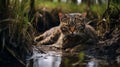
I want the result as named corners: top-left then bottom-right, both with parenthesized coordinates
top-left (36, 33), bottom-right (59, 46)
top-left (52, 34), bottom-right (64, 48)
top-left (70, 44), bottom-right (84, 52)
top-left (86, 25), bottom-right (98, 45)
top-left (34, 34), bottom-right (44, 43)
top-left (34, 30), bottom-right (52, 43)
top-left (52, 42), bottom-right (62, 48)
top-left (36, 36), bottom-right (53, 45)
top-left (84, 36), bottom-right (98, 45)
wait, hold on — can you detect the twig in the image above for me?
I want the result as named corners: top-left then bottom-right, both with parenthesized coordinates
top-left (0, 19), bottom-right (17, 23)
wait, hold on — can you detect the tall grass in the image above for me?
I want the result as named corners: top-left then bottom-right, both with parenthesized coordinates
top-left (35, 0), bottom-right (88, 13)
top-left (91, 4), bottom-right (107, 18)
top-left (35, 0), bottom-right (107, 14)
top-left (9, 0), bottom-right (33, 58)
top-left (0, 0), bottom-right (33, 66)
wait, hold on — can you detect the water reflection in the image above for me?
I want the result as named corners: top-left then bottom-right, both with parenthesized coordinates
top-left (87, 58), bottom-right (99, 67)
top-left (33, 55), bottom-right (61, 67)
top-left (32, 51), bottom-right (61, 67)
top-left (28, 50), bottom-right (120, 67)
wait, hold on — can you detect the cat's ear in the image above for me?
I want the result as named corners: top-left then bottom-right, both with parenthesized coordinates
top-left (58, 12), bottom-right (67, 21)
top-left (82, 12), bottom-right (87, 18)
top-left (58, 12), bottom-right (64, 20)
top-left (76, 12), bottom-right (87, 19)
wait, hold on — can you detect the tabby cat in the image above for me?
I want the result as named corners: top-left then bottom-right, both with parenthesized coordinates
top-left (34, 13), bottom-right (98, 49)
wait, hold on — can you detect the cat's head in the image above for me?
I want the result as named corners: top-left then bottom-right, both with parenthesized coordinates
top-left (59, 13), bottom-right (87, 36)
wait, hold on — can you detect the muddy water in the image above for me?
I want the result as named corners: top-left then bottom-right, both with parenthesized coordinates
top-left (27, 46), bottom-right (120, 67)
top-left (26, 47), bottom-right (62, 67)
top-left (32, 51), bottom-right (61, 67)
top-left (27, 51), bottom-right (120, 67)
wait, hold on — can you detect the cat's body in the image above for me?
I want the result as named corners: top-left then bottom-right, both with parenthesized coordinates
top-left (34, 13), bottom-right (98, 49)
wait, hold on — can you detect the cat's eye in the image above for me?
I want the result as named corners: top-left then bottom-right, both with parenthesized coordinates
top-left (77, 25), bottom-right (85, 30)
top-left (61, 26), bottom-right (68, 31)
top-left (75, 18), bottom-right (82, 23)
top-left (61, 18), bottom-right (69, 23)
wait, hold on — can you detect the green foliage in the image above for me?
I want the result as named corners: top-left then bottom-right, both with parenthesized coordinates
top-left (35, 0), bottom-right (87, 13)
top-left (78, 51), bottom-right (85, 62)
top-left (109, 0), bottom-right (120, 17)
top-left (91, 4), bottom-right (107, 18)
top-left (102, 0), bottom-right (120, 30)
top-left (0, 0), bottom-right (33, 65)
top-left (35, 0), bottom-right (108, 19)
top-left (111, 0), bottom-right (120, 4)
top-left (64, 59), bottom-right (70, 67)
top-left (63, 52), bottom-right (85, 67)
top-left (10, 0), bottom-right (32, 51)
top-left (8, 0), bottom-right (30, 41)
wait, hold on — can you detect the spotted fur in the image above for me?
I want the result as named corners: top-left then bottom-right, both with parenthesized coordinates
top-left (34, 13), bottom-right (98, 49)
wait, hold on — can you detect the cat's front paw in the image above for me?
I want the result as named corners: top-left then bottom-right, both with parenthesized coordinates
top-left (34, 35), bottom-right (43, 43)
top-left (34, 36), bottom-right (42, 43)
top-left (36, 41), bottom-right (47, 46)
top-left (52, 44), bottom-right (62, 49)
top-left (34, 37), bottom-right (39, 43)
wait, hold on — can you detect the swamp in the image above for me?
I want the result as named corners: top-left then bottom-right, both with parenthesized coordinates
top-left (0, 0), bottom-right (120, 67)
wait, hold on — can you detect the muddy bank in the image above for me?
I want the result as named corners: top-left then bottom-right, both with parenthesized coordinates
top-left (28, 43), bottom-right (120, 67)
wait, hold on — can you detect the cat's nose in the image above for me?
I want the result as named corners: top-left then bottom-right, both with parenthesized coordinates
top-left (70, 26), bottom-right (75, 33)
